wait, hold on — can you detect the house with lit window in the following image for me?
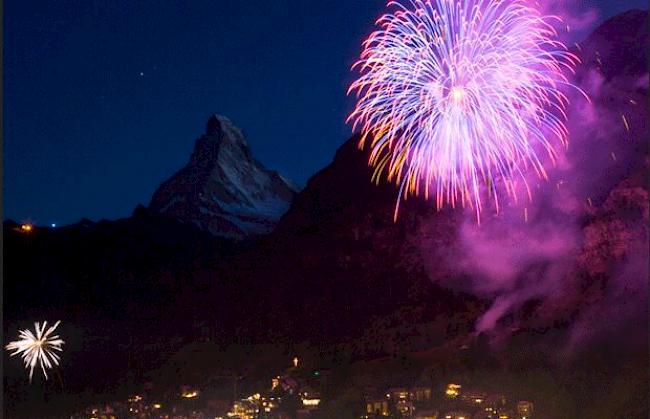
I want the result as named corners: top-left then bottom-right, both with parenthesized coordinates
top-left (516, 401), bottom-right (533, 418)
top-left (366, 398), bottom-right (390, 417)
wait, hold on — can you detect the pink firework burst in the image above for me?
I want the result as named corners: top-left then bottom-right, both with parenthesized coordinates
top-left (348, 0), bottom-right (585, 221)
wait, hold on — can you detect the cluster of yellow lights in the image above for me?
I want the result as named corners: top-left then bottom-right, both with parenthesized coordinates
top-left (181, 390), bottom-right (198, 399)
top-left (20, 224), bottom-right (33, 232)
top-left (445, 384), bottom-right (461, 398)
top-left (153, 403), bottom-right (162, 409)
top-left (302, 398), bottom-right (321, 406)
top-left (128, 395), bottom-right (143, 402)
top-left (227, 399), bottom-right (259, 419)
top-left (262, 399), bottom-right (276, 412)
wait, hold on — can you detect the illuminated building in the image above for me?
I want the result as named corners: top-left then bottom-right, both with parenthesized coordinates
top-left (395, 399), bottom-right (415, 416)
top-left (181, 389), bottom-right (199, 399)
top-left (383, 387), bottom-right (415, 416)
top-left (228, 399), bottom-right (259, 419)
top-left (128, 395), bottom-right (143, 403)
top-left (444, 411), bottom-right (470, 419)
top-left (412, 387), bottom-right (432, 402)
top-left (82, 403), bottom-right (122, 419)
top-left (517, 401), bottom-right (533, 418)
top-left (485, 394), bottom-right (507, 411)
top-left (415, 410), bottom-right (439, 419)
top-left (461, 390), bottom-right (487, 405)
top-left (484, 405), bottom-right (497, 417)
top-left (300, 389), bottom-right (321, 412)
top-left (302, 398), bottom-right (321, 407)
top-left (445, 384), bottom-right (462, 398)
top-left (387, 387), bottom-right (409, 400)
top-left (366, 399), bottom-right (389, 416)
top-left (365, 385), bottom-right (435, 417)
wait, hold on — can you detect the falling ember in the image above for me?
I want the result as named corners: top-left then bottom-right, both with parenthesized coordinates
top-left (347, 0), bottom-right (585, 221)
top-left (621, 114), bottom-right (630, 132)
top-left (5, 321), bottom-right (65, 382)
top-left (524, 207), bottom-right (529, 223)
top-left (611, 152), bottom-right (617, 161)
top-left (629, 99), bottom-right (637, 106)
top-left (587, 197), bottom-right (593, 207)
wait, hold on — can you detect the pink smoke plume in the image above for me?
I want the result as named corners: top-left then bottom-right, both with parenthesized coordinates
top-left (417, 6), bottom-right (648, 355)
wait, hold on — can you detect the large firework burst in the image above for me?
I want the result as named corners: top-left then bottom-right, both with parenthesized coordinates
top-left (6, 320), bottom-right (65, 382)
top-left (348, 0), bottom-right (583, 220)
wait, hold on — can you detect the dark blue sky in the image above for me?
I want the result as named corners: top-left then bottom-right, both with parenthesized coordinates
top-left (5, 0), bottom-right (646, 226)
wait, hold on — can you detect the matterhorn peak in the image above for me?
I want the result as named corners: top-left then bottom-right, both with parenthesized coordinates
top-left (205, 114), bottom-right (223, 136)
top-left (149, 114), bottom-right (296, 239)
top-left (203, 114), bottom-right (244, 143)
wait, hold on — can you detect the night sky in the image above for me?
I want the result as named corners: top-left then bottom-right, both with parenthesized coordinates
top-left (5, 0), bottom-right (647, 226)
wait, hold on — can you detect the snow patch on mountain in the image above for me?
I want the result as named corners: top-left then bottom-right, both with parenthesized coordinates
top-left (149, 115), bottom-right (297, 239)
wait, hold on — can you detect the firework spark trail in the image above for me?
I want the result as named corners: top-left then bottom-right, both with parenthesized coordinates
top-left (6, 321), bottom-right (65, 382)
top-left (621, 114), bottom-right (630, 132)
top-left (348, 0), bottom-right (586, 221)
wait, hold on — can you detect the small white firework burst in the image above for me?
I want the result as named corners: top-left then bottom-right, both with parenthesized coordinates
top-left (6, 320), bottom-right (65, 382)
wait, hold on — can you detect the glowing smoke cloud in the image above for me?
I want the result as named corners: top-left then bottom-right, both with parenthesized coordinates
top-left (6, 320), bottom-right (65, 382)
top-left (348, 0), bottom-right (584, 220)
